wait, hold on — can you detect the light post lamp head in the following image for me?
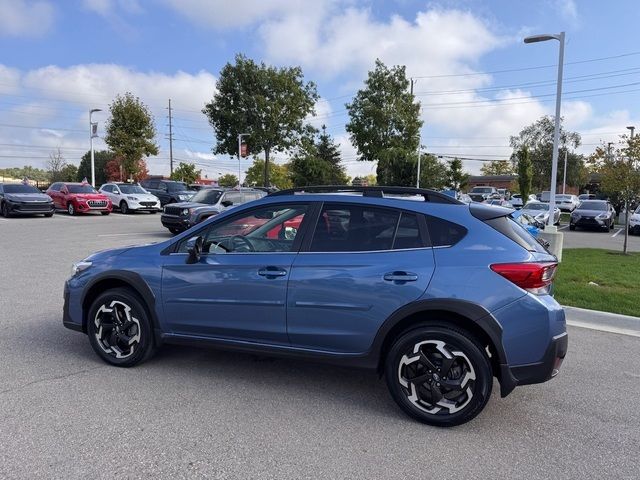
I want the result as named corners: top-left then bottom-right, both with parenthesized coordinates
top-left (626, 125), bottom-right (635, 138)
top-left (524, 33), bottom-right (561, 44)
top-left (90, 108), bottom-right (102, 115)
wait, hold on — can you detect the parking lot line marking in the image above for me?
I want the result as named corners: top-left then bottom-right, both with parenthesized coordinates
top-left (567, 320), bottom-right (640, 338)
top-left (611, 228), bottom-right (623, 238)
top-left (558, 225), bottom-right (568, 231)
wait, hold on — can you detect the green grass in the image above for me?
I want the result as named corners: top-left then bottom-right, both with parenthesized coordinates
top-left (559, 212), bottom-right (570, 224)
top-left (554, 248), bottom-right (640, 317)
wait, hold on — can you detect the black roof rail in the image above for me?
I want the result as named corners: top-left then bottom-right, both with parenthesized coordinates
top-left (268, 185), bottom-right (462, 204)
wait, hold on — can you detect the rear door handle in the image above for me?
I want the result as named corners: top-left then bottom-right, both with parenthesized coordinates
top-left (258, 267), bottom-right (288, 278)
top-left (384, 272), bottom-right (418, 282)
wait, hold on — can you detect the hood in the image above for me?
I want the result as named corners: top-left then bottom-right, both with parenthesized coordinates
top-left (164, 201), bottom-right (221, 212)
top-left (173, 190), bottom-right (197, 196)
top-left (574, 208), bottom-right (609, 216)
top-left (5, 193), bottom-right (52, 202)
top-left (123, 193), bottom-right (158, 201)
top-left (68, 192), bottom-right (110, 200)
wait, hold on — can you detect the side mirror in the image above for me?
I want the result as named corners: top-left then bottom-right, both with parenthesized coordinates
top-left (186, 236), bottom-right (204, 264)
top-left (221, 200), bottom-right (233, 207)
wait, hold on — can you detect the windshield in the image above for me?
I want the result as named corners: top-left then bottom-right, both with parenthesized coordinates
top-left (557, 195), bottom-right (571, 201)
top-left (67, 184), bottom-right (97, 194)
top-left (524, 203), bottom-right (547, 211)
top-left (473, 187), bottom-right (493, 193)
top-left (4, 184), bottom-right (41, 194)
top-left (191, 189), bottom-right (223, 205)
top-left (578, 201), bottom-right (607, 211)
top-left (119, 184), bottom-right (147, 194)
top-left (167, 182), bottom-right (189, 192)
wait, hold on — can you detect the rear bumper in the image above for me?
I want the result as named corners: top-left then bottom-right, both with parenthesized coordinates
top-left (510, 332), bottom-right (568, 385)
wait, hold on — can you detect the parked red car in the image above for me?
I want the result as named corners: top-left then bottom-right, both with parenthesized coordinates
top-left (46, 182), bottom-right (112, 215)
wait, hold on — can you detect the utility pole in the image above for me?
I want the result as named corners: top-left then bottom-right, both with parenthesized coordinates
top-left (168, 99), bottom-right (174, 176)
top-left (562, 149), bottom-right (568, 194)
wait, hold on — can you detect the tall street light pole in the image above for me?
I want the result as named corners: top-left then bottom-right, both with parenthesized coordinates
top-left (525, 32), bottom-right (565, 229)
top-left (237, 133), bottom-right (249, 187)
top-left (89, 108), bottom-right (102, 186)
top-left (562, 149), bottom-right (568, 194)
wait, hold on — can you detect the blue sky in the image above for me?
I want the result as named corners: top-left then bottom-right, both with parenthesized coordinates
top-left (1, 0), bottom-right (639, 179)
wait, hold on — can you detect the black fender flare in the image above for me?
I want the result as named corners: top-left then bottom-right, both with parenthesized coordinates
top-left (81, 270), bottom-right (158, 332)
top-left (371, 298), bottom-right (517, 396)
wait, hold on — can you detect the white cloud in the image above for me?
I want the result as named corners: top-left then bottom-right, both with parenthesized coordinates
top-left (82, 0), bottom-right (143, 17)
top-left (0, 63), bottom-right (219, 175)
top-left (82, 0), bottom-right (111, 16)
top-left (0, 0), bottom-right (55, 37)
top-left (160, 0), bottom-right (326, 30)
top-left (555, 0), bottom-right (578, 22)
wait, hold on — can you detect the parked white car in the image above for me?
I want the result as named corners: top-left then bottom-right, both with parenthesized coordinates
top-left (629, 205), bottom-right (640, 235)
top-left (521, 201), bottom-right (561, 226)
top-left (510, 193), bottom-right (536, 209)
top-left (99, 182), bottom-right (161, 214)
top-left (556, 194), bottom-right (580, 212)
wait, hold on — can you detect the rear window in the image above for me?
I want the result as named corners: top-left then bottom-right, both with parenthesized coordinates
top-left (485, 216), bottom-right (547, 253)
top-left (426, 216), bottom-right (467, 247)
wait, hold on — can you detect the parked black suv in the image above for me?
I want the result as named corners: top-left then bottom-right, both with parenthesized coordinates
top-left (139, 179), bottom-right (196, 206)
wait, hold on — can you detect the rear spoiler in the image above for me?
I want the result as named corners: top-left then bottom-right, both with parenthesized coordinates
top-left (469, 202), bottom-right (514, 221)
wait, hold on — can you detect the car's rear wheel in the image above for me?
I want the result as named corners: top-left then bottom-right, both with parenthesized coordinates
top-left (87, 288), bottom-right (156, 367)
top-left (385, 325), bottom-right (492, 427)
top-left (120, 201), bottom-right (129, 214)
top-left (67, 202), bottom-right (75, 215)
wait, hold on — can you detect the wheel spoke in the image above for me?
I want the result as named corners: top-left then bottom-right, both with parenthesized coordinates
top-left (419, 351), bottom-right (438, 371)
top-left (429, 383), bottom-right (444, 404)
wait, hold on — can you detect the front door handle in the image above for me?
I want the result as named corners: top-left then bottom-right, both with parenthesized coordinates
top-left (258, 267), bottom-right (288, 278)
top-left (384, 271), bottom-right (418, 282)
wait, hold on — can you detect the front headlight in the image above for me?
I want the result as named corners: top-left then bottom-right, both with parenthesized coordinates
top-left (127, 196), bottom-right (138, 201)
top-left (71, 261), bottom-right (92, 277)
top-left (181, 208), bottom-right (190, 216)
top-left (179, 194), bottom-right (190, 200)
top-left (596, 213), bottom-right (608, 219)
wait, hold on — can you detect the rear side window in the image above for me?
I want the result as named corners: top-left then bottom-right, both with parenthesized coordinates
top-left (309, 204), bottom-right (400, 252)
top-left (485, 216), bottom-right (547, 253)
top-left (426, 216), bottom-right (467, 247)
top-left (393, 212), bottom-right (425, 250)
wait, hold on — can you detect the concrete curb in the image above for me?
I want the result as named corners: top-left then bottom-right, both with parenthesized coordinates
top-left (563, 305), bottom-right (640, 337)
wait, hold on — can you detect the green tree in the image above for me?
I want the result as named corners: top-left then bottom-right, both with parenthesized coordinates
top-left (419, 154), bottom-right (448, 190)
top-left (346, 59), bottom-right (422, 186)
top-left (289, 126), bottom-right (348, 186)
top-left (218, 173), bottom-right (238, 187)
top-left (245, 158), bottom-right (292, 189)
top-left (480, 160), bottom-right (514, 176)
top-left (60, 164), bottom-right (78, 182)
top-left (77, 150), bottom-right (114, 185)
top-left (592, 136), bottom-right (640, 254)
top-left (105, 92), bottom-right (158, 180)
top-left (517, 147), bottom-right (533, 201)
top-left (203, 54), bottom-right (318, 187)
top-left (170, 162), bottom-right (201, 184)
top-left (510, 116), bottom-right (583, 191)
top-left (446, 158), bottom-right (469, 190)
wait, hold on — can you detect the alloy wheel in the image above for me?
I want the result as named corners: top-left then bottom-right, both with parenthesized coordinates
top-left (397, 339), bottom-right (476, 415)
top-left (67, 203), bottom-right (75, 215)
top-left (93, 300), bottom-right (141, 359)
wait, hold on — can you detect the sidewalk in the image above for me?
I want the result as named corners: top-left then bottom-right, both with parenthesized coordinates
top-left (564, 305), bottom-right (640, 338)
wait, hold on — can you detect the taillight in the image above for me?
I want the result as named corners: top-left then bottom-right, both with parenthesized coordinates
top-left (490, 262), bottom-right (557, 294)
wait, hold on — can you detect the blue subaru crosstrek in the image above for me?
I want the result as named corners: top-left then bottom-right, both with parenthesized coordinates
top-left (63, 186), bottom-right (567, 426)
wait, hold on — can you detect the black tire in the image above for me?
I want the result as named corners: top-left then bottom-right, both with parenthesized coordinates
top-left (169, 227), bottom-right (182, 235)
top-left (385, 324), bottom-right (492, 427)
top-left (610, 220), bottom-right (615, 230)
top-left (45, 212), bottom-right (54, 217)
top-left (67, 202), bottom-right (75, 216)
top-left (1, 202), bottom-right (9, 217)
top-left (569, 224), bottom-right (576, 231)
top-left (149, 210), bottom-right (157, 214)
top-left (87, 288), bottom-right (156, 367)
top-left (101, 211), bottom-right (110, 215)
top-left (120, 201), bottom-right (129, 214)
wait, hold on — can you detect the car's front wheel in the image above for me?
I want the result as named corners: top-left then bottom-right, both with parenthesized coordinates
top-left (120, 201), bottom-right (129, 214)
top-left (385, 325), bottom-right (492, 427)
top-left (87, 288), bottom-right (156, 367)
top-left (1, 202), bottom-right (9, 217)
top-left (67, 202), bottom-right (75, 215)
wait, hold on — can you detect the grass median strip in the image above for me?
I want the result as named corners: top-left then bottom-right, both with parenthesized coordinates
top-left (554, 248), bottom-right (640, 317)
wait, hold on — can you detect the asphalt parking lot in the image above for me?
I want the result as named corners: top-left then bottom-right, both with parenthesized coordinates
top-left (1, 212), bottom-right (639, 479)
top-left (560, 222), bottom-right (640, 251)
